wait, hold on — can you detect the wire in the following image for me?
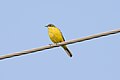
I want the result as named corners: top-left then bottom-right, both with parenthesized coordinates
top-left (0, 29), bottom-right (120, 60)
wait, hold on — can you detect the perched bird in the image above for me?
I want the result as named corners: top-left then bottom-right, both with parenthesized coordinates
top-left (45, 24), bottom-right (72, 57)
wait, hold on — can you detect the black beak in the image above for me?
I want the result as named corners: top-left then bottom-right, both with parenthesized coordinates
top-left (45, 25), bottom-right (48, 27)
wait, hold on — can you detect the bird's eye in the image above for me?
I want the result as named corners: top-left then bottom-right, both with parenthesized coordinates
top-left (48, 24), bottom-right (53, 27)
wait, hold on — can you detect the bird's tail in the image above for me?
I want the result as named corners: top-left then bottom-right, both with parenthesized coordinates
top-left (62, 45), bottom-right (72, 57)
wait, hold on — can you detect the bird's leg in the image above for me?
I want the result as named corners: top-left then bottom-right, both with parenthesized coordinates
top-left (55, 43), bottom-right (58, 46)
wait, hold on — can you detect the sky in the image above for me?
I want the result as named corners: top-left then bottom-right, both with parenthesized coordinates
top-left (0, 0), bottom-right (120, 80)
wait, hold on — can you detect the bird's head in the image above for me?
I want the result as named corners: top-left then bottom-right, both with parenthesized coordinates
top-left (45, 24), bottom-right (56, 28)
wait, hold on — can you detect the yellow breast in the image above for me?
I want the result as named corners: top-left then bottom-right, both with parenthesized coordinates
top-left (48, 27), bottom-right (64, 43)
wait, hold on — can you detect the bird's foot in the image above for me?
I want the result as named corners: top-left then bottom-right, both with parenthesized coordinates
top-left (55, 43), bottom-right (58, 46)
top-left (49, 44), bottom-right (53, 46)
top-left (49, 43), bottom-right (58, 46)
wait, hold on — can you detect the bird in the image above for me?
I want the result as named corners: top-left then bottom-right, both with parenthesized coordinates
top-left (45, 24), bottom-right (72, 57)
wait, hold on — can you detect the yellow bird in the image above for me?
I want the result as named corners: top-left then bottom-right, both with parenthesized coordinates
top-left (45, 24), bottom-right (72, 57)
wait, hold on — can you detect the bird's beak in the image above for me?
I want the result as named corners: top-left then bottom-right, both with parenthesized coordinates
top-left (45, 26), bottom-right (48, 27)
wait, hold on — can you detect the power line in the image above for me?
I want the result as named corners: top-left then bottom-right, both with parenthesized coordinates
top-left (0, 29), bottom-right (120, 60)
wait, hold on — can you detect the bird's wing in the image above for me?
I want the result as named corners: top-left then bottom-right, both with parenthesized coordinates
top-left (60, 31), bottom-right (65, 41)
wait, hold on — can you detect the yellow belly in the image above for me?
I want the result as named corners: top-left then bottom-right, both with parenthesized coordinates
top-left (48, 27), bottom-right (64, 43)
